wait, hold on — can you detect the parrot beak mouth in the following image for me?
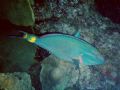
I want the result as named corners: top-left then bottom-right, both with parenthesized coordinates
top-left (8, 31), bottom-right (26, 38)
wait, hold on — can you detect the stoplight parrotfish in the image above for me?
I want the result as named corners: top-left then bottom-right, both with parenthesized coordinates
top-left (16, 32), bottom-right (105, 68)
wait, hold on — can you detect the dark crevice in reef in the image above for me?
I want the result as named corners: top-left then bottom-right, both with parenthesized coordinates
top-left (95, 0), bottom-right (120, 24)
top-left (29, 47), bottom-right (50, 90)
top-left (29, 63), bottom-right (42, 90)
top-left (35, 16), bottom-right (60, 25)
top-left (34, 47), bottom-right (50, 62)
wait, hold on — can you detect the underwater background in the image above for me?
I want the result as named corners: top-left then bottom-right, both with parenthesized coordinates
top-left (0, 0), bottom-right (120, 90)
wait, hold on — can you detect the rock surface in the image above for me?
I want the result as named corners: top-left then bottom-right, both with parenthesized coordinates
top-left (40, 55), bottom-right (74, 90)
top-left (0, 72), bottom-right (35, 90)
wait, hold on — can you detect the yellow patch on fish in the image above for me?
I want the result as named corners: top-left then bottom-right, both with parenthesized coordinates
top-left (28, 36), bottom-right (37, 43)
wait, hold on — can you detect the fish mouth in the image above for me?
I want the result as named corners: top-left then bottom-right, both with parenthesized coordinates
top-left (8, 31), bottom-right (25, 38)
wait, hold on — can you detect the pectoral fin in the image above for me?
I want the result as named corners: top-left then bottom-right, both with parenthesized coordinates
top-left (74, 31), bottom-right (80, 38)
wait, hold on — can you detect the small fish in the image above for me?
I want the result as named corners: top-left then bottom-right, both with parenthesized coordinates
top-left (14, 31), bottom-right (105, 68)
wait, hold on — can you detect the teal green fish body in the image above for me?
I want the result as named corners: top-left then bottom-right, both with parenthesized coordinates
top-left (23, 32), bottom-right (104, 67)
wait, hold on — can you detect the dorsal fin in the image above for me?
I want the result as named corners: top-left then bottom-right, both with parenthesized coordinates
top-left (74, 31), bottom-right (80, 38)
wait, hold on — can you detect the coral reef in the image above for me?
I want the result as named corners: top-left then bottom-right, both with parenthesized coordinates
top-left (35, 0), bottom-right (120, 90)
top-left (0, 0), bottom-right (120, 90)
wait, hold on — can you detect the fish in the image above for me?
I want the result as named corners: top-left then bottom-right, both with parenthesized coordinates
top-left (14, 31), bottom-right (105, 68)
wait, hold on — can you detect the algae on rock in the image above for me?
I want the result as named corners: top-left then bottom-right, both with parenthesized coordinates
top-left (0, 72), bottom-right (35, 90)
top-left (0, 38), bottom-right (37, 72)
top-left (0, 0), bottom-right (35, 26)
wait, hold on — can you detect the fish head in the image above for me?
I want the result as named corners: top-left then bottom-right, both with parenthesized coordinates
top-left (23, 33), bottom-right (37, 43)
